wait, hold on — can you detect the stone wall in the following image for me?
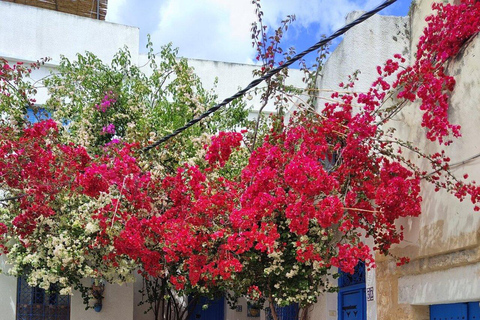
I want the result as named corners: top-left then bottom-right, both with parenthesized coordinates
top-left (375, 0), bottom-right (480, 319)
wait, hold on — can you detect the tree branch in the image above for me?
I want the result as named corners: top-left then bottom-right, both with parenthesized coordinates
top-left (0, 194), bottom-right (26, 202)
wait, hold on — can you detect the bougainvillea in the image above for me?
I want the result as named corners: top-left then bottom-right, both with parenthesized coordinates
top-left (0, 42), bottom-right (251, 318)
top-left (395, 0), bottom-right (480, 144)
top-left (111, 0), bottom-right (480, 314)
top-left (108, 0), bottom-right (480, 311)
top-left (1, 1), bottom-right (480, 320)
top-left (0, 121), bottom-right (146, 295)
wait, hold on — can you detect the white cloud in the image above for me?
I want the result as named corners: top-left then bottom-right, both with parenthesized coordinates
top-left (105, 0), bottom-right (127, 23)
top-left (106, 0), bottom-right (390, 64)
top-left (262, 0), bottom-right (356, 31)
top-left (150, 0), bottom-right (256, 64)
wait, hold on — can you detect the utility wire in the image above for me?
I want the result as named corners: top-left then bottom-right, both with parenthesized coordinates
top-left (143, 0), bottom-right (397, 152)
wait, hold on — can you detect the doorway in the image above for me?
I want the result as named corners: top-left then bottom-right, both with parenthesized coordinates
top-left (338, 262), bottom-right (366, 320)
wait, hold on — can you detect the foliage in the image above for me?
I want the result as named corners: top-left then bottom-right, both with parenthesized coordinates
top-left (0, 58), bottom-right (48, 126)
top-left (42, 39), bottom-right (250, 168)
top-left (0, 41), bottom-right (251, 317)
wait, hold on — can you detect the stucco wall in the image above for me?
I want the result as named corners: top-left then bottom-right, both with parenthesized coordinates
top-left (317, 12), bottom-right (409, 93)
top-left (138, 54), bottom-right (305, 117)
top-left (305, 1), bottom-right (480, 317)
top-left (374, 0), bottom-right (480, 319)
top-left (398, 262), bottom-right (480, 305)
top-left (0, 1), bottom-right (139, 66)
top-left (71, 282), bottom-right (134, 320)
top-left (225, 297), bottom-right (267, 320)
top-left (0, 257), bottom-right (17, 320)
top-left (133, 273), bottom-right (154, 320)
top-left (389, 0), bottom-right (480, 261)
top-left (308, 291), bottom-right (338, 320)
top-left (0, 0), bottom-right (138, 107)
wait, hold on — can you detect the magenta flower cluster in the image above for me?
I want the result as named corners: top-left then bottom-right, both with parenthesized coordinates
top-left (101, 123), bottom-right (115, 135)
top-left (95, 91), bottom-right (116, 112)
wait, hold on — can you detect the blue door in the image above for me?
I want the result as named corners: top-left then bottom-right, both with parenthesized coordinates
top-left (339, 287), bottom-right (366, 320)
top-left (469, 302), bottom-right (480, 320)
top-left (338, 262), bottom-right (366, 320)
top-left (189, 296), bottom-right (224, 320)
top-left (430, 302), bottom-right (480, 320)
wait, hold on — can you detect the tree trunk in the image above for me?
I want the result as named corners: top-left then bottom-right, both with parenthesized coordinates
top-left (300, 305), bottom-right (310, 320)
top-left (268, 295), bottom-right (279, 320)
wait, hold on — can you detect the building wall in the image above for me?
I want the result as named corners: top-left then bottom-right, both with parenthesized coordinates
top-left (138, 55), bottom-right (304, 119)
top-left (0, 0), bottom-right (138, 108)
top-left (225, 297), bottom-right (266, 320)
top-left (317, 11), bottom-right (409, 93)
top-left (314, 1), bottom-right (480, 318)
top-left (375, 0), bottom-right (480, 319)
top-left (308, 291), bottom-right (338, 320)
top-left (0, 257), bottom-right (17, 320)
top-left (70, 282), bottom-right (134, 320)
top-left (0, 1), bottom-right (138, 66)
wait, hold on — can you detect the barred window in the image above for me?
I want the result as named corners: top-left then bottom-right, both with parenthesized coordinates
top-left (16, 277), bottom-right (70, 320)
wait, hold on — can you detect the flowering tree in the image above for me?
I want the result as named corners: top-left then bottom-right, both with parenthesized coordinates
top-left (1, 1), bottom-right (480, 320)
top-left (109, 2), bottom-right (480, 320)
top-left (0, 42), bottom-right (251, 317)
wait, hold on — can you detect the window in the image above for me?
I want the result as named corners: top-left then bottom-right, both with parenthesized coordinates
top-left (265, 304), bottom-right (299, 320)
top-left (16, 277), bottom-right (70, 320)
top-left (26, 107), bottom-right (50, 123)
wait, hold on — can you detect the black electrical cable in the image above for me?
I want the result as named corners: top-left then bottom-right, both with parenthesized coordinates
top-left (143, 0), bottom-right (397, 152)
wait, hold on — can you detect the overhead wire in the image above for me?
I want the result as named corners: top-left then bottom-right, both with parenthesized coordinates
top-left (143, 0), bottom-right (398, 152)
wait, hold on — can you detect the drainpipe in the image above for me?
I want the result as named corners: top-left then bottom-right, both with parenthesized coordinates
top-left (96, 0), bottom-right (100, 19)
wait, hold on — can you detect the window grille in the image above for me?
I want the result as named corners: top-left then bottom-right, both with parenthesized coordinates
top-left (265, 303), bottom-right (299, 320)
top-left (338, 261), bottom-right (366, 288)
top-left (16, 277), bottom-right (70, 320)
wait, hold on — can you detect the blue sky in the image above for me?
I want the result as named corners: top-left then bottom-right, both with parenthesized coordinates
top-left (106, 0), bottom-right (413, 65)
